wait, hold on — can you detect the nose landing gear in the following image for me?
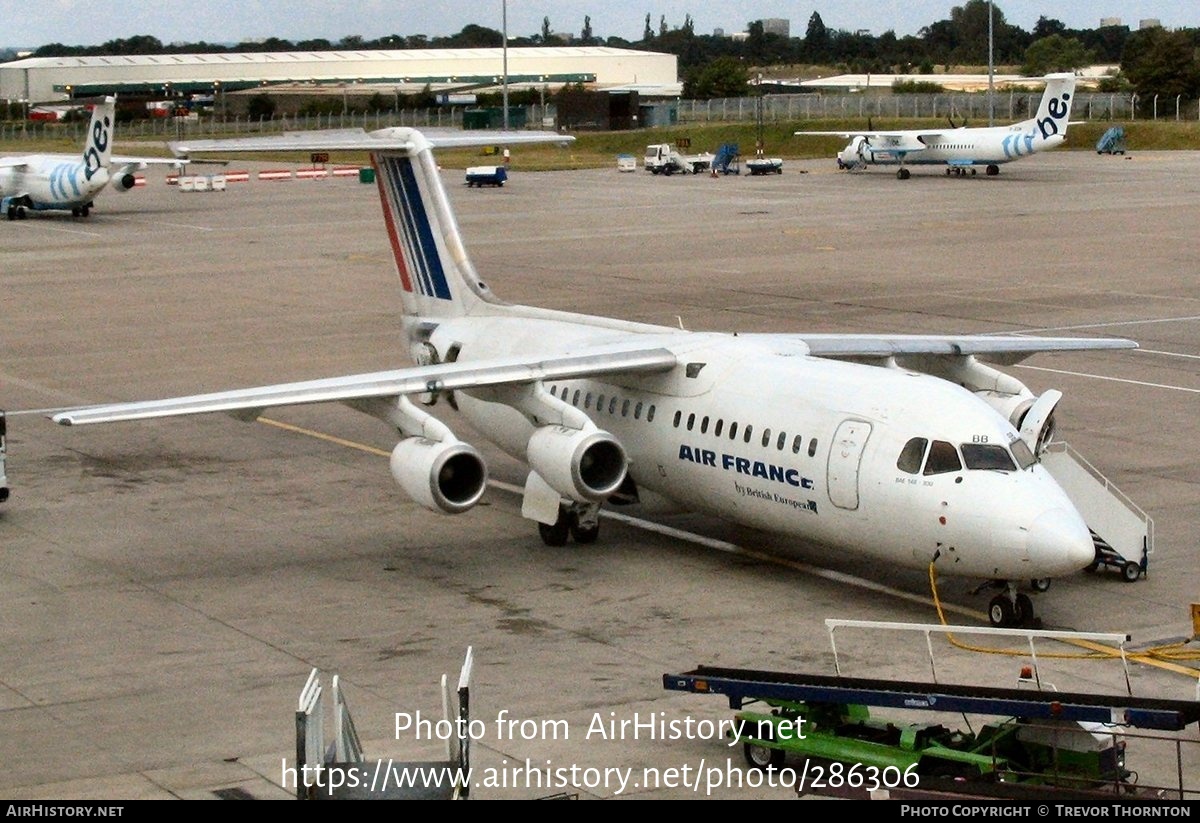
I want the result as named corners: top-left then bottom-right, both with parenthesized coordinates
top-left (986, 581), bottom-right (1039, 628)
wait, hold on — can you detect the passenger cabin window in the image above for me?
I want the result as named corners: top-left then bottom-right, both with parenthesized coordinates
top-left (897, 437), bottom-right (929, 474)
top-left (777, 432), bottom-right (786, 451)
top-left (673, 410), bottom-right (682, 428)
top-left (761, 428), bottom-right (771, 448)
top-left (729, 422), bottom-right (738, 440)
top-left (686, 412), bottom-right (695, 431)
top-left (647, 405), bottom-right (656, 422)
top-left (808, 438), bottom-right (818, 458)
top-left (743, 424), bottom-right (753, 444)
top-left (923, 440), bottom-right (962, 475)
top-left (572, 390), bottom-right (581, 406)
top-left (962, 443), bottom-right (1017, 471)
top-left (714, 419), bottom-right (724, 437)
top-left (622, 399), bottom-right (630, 417)
top-left (609, 397), bottom-right (618, 415)
top-left (585, 392), bottom-right (593, 409)
top-left (634, 401), bottom-right (643, 419)
top-left (700, 416), bottom-right (709, 434)
top-left (792, 435), bottom-right (803, 454)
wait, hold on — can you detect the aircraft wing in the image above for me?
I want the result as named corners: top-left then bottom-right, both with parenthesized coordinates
top-left (795, 130), bottom-right (942, 152)
top-left (111, 155), bottom-right (187, 170)
top-left (0, 157), bottom-right (31, 170)
top-left (169, 128), bottom-right (573, 158)
top-left (50, 343), bottom-right (676, 426)
top-left (745, 334), bottom-right (1138, 366)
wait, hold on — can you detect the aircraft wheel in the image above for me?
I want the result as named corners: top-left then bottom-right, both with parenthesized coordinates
top-left (1030, 577), bottom-right (1051, 593)
top-left (1014, 593), bottom-right (1034, 627)
top-left (743, 735), bottom-right (785, 771)
top-left (71, 207), bottom-right (80, 217)
top-left (1122, 561), bottom-right (1141, 582)
top-left (538, 507), bottom-right (573, 547)
top-left (970, 168), bottom-right (977, 176)
top-left (988, 594), bottom-right (1015, 628)
top-left (81, 205), bottom-right (90, 217)
top-left (897, 168), bottom-right (911, 180)
top-left (986, 164), bottom-right (1000, 176)
top-left (569, 519), bottom-right (599, 544)
top-left (16, 206), bottom-right (27, 220)
top-left (5, 204), bottom-right (14, 221)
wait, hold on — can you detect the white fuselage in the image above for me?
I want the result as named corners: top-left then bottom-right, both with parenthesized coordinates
top-left (0, 155), bottom-right (111, 211)
top-left (425, 313), bottom-right (1094, 582)
top-left (840, 123), bottom-right (1065, 170)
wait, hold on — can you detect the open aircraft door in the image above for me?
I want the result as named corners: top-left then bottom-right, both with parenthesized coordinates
top-left (828, 420), bottom-right (871, 510)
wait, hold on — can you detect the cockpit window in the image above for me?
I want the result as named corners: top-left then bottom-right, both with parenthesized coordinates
top-left (897, 437), bottom-right (928, 474)
top-left (1010, 439), bottom-right (1036, 469)
top-left (923, 440), bottom-right (962, 475)
top-left (961, 443), bottom-right (1017, 471)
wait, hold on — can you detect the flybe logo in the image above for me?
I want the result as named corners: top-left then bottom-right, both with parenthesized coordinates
top-left (678, 444), bottom-right (814, 489)
top-left (83, 115), bottom-right (111, 181)
top-left (1002, 91), bottom-right (1070, 159)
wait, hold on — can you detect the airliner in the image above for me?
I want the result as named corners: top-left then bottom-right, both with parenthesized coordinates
top-left (47, 125), bottom-right (1137, 628)
top-left (1, 96), bottom-right (181, 220)
top-left (796, 73), bottom-right (1077, 179)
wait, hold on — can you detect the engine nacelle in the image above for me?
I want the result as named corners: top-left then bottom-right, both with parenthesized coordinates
top-left (389, 437), bottom-right (487, 515)
top-left (526, 426), bottom-right (627, 503)
top-left (111, 173), bottom-right (138, 192)
top-left (974, 390), bottom-right (1036, 430)
top-left (974, 390), bottom-right (1059, 453)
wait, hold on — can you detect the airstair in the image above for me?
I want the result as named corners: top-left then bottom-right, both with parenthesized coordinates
top-left (1041, 441), bottom-right (1153, 581)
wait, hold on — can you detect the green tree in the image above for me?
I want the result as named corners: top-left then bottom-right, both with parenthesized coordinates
top-left (1022, 34), bottom-right (1092, 74)
top-left (1122, 27), bottom-right (1200, 97)
top-left (805, 11), bottom-right (830, 61)
top-left (581, 15), bottom-right (593, 44)
top-left (683, 56), bottom-right (749, 99)
top-left (1032, 16), bottom-right (1067, 39)
top-left (643, 13), bottom-right (653, 41)
top-left (247, 93), bottom-right (276, 120)
top-left (542, 16), bottom-right (551, 41)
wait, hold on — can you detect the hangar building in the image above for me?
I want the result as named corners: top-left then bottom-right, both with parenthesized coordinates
top-left (0, 46), bottom-right (679, 104)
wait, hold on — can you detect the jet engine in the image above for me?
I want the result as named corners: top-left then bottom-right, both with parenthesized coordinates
top-left (526, 426), bottom-right (628, 503)
top-left (111, 173), bottom-right (138, 192)
top-left (974, 390), bottom-right (1060, 454)
top-left (389, 437), bottom-right (487, 514)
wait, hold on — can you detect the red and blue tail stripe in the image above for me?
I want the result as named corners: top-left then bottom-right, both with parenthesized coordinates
top-left (373, 154), bottom-right (452, 301)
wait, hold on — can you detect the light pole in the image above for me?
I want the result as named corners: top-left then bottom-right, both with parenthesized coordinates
top-left (987, 0), bottom-right (994, 126)
top-left (502, 0), bottom-right (509, 130)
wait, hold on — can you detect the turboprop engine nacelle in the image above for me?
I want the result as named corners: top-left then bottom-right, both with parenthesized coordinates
top-left (111, 173), bottom-right (138, 192)
top-left (526, 426), bottom-right (628, 503)
top-left (389, 437), bottom-right (487, 514)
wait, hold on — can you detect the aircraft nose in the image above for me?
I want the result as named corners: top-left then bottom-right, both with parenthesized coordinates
top-left (1026, 508), bottom-right (1095, 576)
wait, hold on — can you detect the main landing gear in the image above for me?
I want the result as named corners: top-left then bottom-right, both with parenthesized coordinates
top-left (896, 167), bottom-right (911, 180)
top-left (537, 502), bottom-right (601, 547)
top-left (944, 167), bottom-right (978, 176)
top-left (70, 204), bottom-right (91, 218)
top-left (982, 579), bottom-right (1047, 628)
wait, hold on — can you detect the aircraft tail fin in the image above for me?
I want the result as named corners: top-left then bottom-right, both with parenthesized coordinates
top-left (1031, 73), bottom-right (1076, 141)
top-left (372, 133), bottom-right (503, 321)
top-left (82, 96), bottom-right (116, 182)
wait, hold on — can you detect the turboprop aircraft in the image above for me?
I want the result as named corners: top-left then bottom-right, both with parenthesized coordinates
top-left (796, 73), bottom-right (1077, 179)
top-left (46, 125), bottom-right (1138, 628)
top-left (1, 96), bottom-right (182, 220)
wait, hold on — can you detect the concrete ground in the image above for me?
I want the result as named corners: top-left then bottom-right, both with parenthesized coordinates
top-left (1, 148), bottom-right (1198, 800)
